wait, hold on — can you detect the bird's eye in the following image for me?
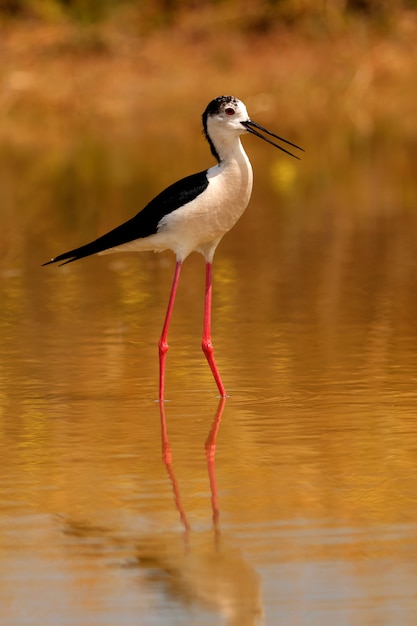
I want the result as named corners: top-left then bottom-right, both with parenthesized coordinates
top-left (225, 107), bottom-right (235, 116)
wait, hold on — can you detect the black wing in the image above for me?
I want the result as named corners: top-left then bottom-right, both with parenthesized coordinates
top-left (43, 170), bottom-right (209, 266)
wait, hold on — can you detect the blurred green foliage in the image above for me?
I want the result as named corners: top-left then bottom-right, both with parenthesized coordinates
top-left (0, 0), bottom-right (416, 25)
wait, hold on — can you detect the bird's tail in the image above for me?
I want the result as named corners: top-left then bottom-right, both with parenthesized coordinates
top-left (42, 237), bottom-right (113, 266)
top-left (42, 218), bottom-right (139, 266)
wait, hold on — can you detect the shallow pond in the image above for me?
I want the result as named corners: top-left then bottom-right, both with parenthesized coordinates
top-left (1, 127), bottom-right (417, 625)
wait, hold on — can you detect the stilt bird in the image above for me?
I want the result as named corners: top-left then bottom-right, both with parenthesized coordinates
top-left (44, 95), bottom-right (303, 400)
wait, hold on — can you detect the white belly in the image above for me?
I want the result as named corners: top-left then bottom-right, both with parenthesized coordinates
top-left (102, 144), bottom-right (253, 261)
top-left (158, 153), bottom-right (253, 259)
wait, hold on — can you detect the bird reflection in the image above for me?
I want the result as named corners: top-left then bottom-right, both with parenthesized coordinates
top-left (205, 397), bottom-right (224, 531)
top-left (159, 399), bottom-right (192, 533)
top-left (159, 397), bottom-right (226, 534)
top-left (61, 400), bottom-right (263, 626)
top-left (157, 398), bottom-right (264, 626)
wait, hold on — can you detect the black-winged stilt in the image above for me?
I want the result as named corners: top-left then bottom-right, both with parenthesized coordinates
top-left (44, 95), bottom-right (303, 400)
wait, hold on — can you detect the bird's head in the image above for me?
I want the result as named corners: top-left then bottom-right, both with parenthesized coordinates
top-left (202, 95), bottom-right (303, 162)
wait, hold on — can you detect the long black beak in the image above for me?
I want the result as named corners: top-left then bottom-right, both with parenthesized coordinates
top-left (241, 119), bottom-right (304, 160)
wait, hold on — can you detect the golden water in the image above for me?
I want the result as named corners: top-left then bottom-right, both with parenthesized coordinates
top-left (1, 135), bottom-right (417, 625)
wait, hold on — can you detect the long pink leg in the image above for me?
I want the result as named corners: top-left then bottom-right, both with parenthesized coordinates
top-left (202, 262), bottom-right (227, 397)
top-left (158, 260), bottom-right (182, 402)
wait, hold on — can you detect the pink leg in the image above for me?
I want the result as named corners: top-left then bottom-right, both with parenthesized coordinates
top-left (202, 262), bottom-right (227, 397)
top-left (158, 260), bottom-right (182, 402)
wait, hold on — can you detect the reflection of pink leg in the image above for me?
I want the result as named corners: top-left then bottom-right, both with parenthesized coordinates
top-left (205, 397), bottom-right (226, 529)
top-left (202, 262), bottom-right (227, 397)
top-left (159, 402), bottom-right (190, 532)
top-left (158, 261), bottom-right (182, 402)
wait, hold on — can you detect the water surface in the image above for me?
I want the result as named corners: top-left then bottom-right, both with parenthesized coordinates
top-left (1, 133), bottom-right (417, 625)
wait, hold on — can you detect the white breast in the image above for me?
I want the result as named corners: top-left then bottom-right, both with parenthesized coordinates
top-left (158, 140), bottom-right (253, 260)
top-left (102, 138), bottom-right (253, 262)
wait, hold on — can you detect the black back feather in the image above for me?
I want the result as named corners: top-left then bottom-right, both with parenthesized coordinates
top-left (43, 170), bottom-right (209, 266)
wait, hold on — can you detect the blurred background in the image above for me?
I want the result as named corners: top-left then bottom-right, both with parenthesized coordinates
top-left (1, 2), bottom-right (417, 625)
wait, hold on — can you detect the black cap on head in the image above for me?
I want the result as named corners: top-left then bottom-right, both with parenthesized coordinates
top-left (202, 96), bottom-right (239, 161)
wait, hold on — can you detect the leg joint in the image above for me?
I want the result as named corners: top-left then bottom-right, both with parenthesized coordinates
top-left (202, 338), bottom-right (214, 356)
top-left (159, 338), bottom-right (169, 356)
